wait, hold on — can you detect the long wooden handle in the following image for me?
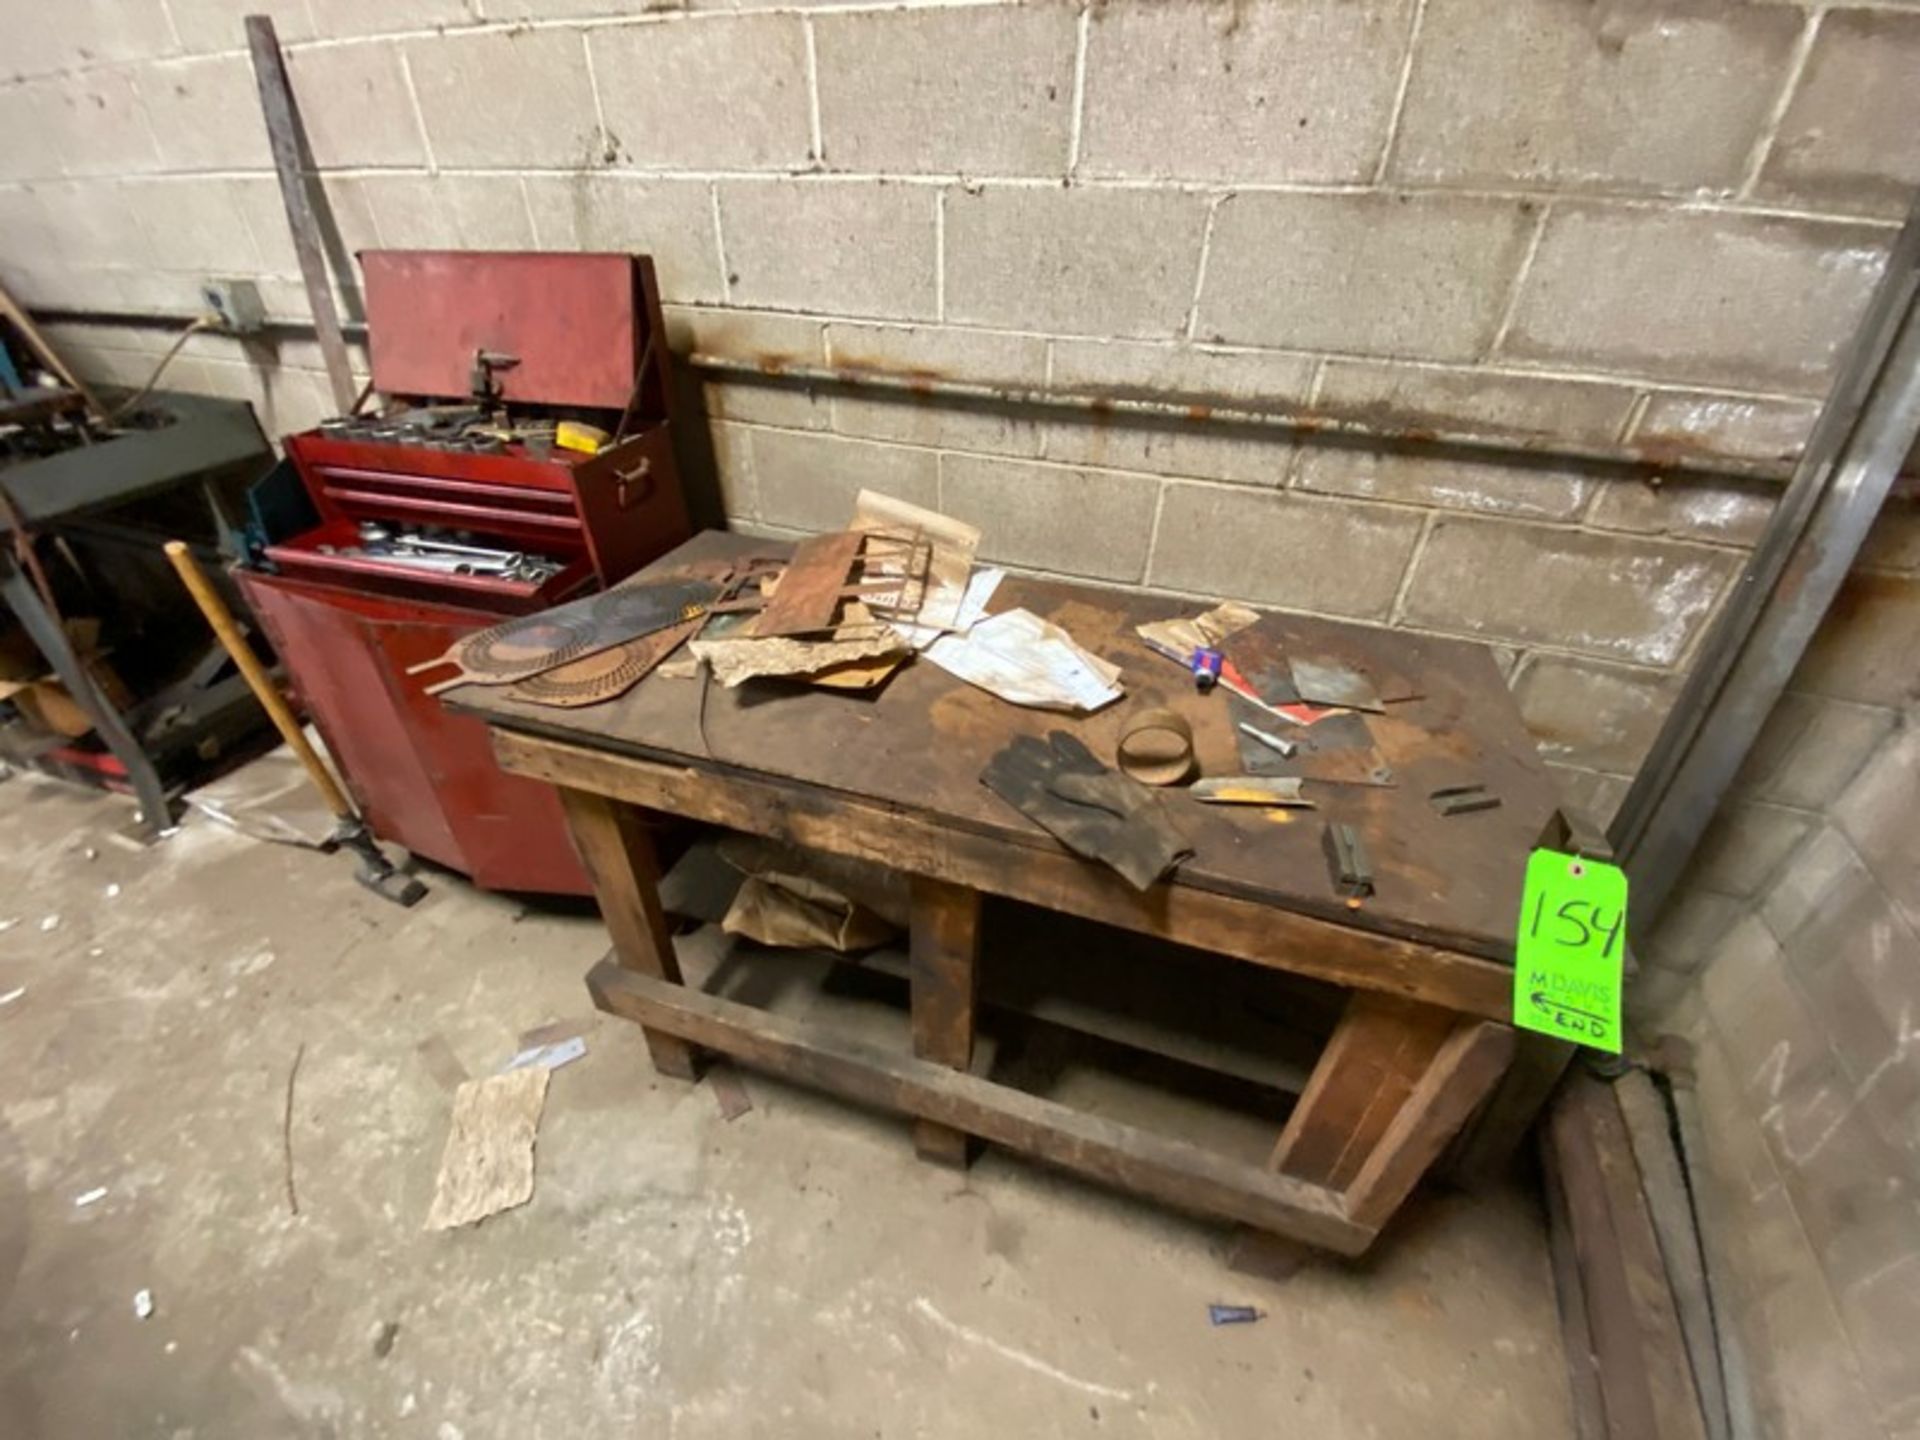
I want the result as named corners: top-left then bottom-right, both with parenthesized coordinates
top-left (0, 278), bottom-right (109, 423)
top-left (163, 541), bottom-right (356, 821)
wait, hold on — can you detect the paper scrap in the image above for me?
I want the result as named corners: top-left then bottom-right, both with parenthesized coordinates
top-left (926, 608), bottom-right (1123, 712)
top-left (503, 1036), bottom-right (587, 1073)
top-left (133, 1289), bottom-right (154, 1319)
top-left (0, 918), bottom-right (18, 933)
top-left (0, 986), bottom-right (24, 1006)
top-left (693, 627), bottom-right (908, 688)
top-left (693, 600), bottom-right (910, 688)
top-left (851, 490), bottom-right (980, 634)
top-left (722, 870), bottom-right (900, 953)
top-left (39, 915), bottom-right (59, 933)
top-left (426, 1067), bottom-right (551, 1231)
top-left (1136, 601), bottom-right (1260, 666)
top-left (893, 567), bottom-right (1004, 650)
top-left (74, 1187), bottom-right (107, 1207)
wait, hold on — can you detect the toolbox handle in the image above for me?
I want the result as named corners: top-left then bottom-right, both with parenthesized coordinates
top-left (612, 456), bottom-right (655, 511)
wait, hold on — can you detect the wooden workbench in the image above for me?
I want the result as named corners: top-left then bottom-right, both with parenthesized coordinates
top-left (453, 531), bottom-right (1566, 1255)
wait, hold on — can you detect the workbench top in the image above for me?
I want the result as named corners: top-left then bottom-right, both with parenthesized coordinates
top-left (451, 530), bottom-right (1562, 963)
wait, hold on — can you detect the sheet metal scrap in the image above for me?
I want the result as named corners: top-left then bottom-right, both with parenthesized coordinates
top-left (1236, 702), bottom-right (1396, 787)
top-left (406, 576), bottom-right (720, 695)
top-left (981, 731), bottom-right (1192, 890)
top-left (747, 529), bottom-right (932, 639)
top-left (1288, 655), bottom-right (1384, 713)
top-left (1429, 782), bottom-right (1502, 817)
top-left (1220, 624), bottom-right (1300, 709)
top-left (1191, 776), bottom-right (1314, 808)
top-left (1323, 823), bottom-right (1375, 901)
top-left (507, 618), bottom-right (700, 708)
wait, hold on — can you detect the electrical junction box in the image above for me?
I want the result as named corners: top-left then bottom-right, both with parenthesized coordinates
top-left (199, 278), bottom-right (267, 335)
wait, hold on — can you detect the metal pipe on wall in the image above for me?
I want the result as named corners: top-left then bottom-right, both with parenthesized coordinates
top-left (691, 351), bottom-right (1796, 484)
top-left (34, 305), bottom-right (1798, 485)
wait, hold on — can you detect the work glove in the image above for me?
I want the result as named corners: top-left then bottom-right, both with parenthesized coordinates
top-left (980, 731), bottom-right (1192, 891)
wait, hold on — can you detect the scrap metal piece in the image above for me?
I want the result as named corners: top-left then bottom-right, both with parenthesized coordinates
top-left (1296, 711), bottom-right (1372, 753)
top-left (1323, 822), bottom-right (1375, 901)
top-left (1238, 722), bottom-right (1296, 759)
top-left (1191, 776), bottom-right (1315, 808)
top-left (1221, 624), bottom-right (1301, 708)
top-left (747, 529), bottom-right (933, 639)
top-left (1289, 655), bottom-right (1384, 712)
top-left (1430, 783), bottom-right (1502, 817)
top-left (407, 577), bottom-right (718, 695)
top-left (748, 530), bottom-right (865, 637)
top-left (507, 618), bottom-right (700, 708)
top-left (1117, 708), bottom-right (1197, 786)
top-left (1208, 1304), bottom-right (1264, 1326)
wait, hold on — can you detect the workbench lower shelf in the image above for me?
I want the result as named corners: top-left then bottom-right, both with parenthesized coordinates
top-left (582, 885), bottom-right (1510, 1257)
top-left (588, 949), bottom-right (1374, 1254)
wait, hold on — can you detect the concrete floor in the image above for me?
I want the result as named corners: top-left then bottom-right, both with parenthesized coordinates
top-left (0, 756), bottom-right (1572, 1440)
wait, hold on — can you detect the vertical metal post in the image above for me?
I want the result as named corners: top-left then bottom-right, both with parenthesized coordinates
top-left (1610, 194), bottom-right (1920, 931)
top-left (0, 557), bottom-right (174, 833)
top-left (247, 15), bottom-right (358, 416)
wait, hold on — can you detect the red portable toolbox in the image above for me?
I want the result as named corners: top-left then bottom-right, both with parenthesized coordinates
top-left (237, 250), bottom-right (691, 894)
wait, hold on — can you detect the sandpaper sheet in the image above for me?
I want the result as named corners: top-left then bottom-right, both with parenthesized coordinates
top-left (425, 1067), bottom-right (549, 1231)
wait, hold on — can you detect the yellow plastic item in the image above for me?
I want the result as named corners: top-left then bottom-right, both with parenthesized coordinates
top-left (555, 420), bottom-right (610, 455)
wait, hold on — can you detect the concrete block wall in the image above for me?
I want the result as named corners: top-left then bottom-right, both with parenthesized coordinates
top-left (9, 0), bottom-right (1916, 830)
top-left (1647, 541), bottom-right (1920, 1437)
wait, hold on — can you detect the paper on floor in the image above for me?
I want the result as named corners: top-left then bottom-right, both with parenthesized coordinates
top-left (425, 1067), bottom-right (550, 1231)
top-left (925, 608), bottom-right (1123, 712)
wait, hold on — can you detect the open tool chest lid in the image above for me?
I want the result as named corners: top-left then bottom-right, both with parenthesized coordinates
top-left (359, 250), bottom-right (668, 417)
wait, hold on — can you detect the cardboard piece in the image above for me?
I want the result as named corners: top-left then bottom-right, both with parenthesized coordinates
top-left (424, 1067), bottom-right (550, 1231)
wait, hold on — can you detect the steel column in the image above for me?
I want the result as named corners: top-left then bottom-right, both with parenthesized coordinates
top-left (1610, 194), bottom-right (1920, 932)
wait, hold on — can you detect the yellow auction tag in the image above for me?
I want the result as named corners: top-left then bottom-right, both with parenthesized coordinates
top-left (1512, 849), bottom-right (1626, 1054)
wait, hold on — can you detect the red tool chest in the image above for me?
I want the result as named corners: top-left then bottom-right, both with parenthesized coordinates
top-left (237, 251), bottom-right (691, 894)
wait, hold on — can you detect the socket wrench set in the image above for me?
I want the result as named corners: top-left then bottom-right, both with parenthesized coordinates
top-left (316, 522), bottom-right (565, 586)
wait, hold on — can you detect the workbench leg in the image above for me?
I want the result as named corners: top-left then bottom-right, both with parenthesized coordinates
top-left (558, 786), bottom-right (700, 1081)
top-left (1269, 991), bottom-right (1514, 1233)
top-left (908, 875), bottom-right (981, 1168)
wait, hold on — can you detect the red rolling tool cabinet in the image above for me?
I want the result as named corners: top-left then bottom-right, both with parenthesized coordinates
top-left (236, 251), bottom-right (691, 893)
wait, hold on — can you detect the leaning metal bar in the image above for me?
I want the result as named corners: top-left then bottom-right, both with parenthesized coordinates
top-left (0, 556), bottom-right (174, 833)
top-left (1610, 192), bottom-right (1920, 931)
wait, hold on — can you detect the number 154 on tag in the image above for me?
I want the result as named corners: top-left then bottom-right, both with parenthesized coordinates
top-left (1512, 849), bottom-right (1626, 1054)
